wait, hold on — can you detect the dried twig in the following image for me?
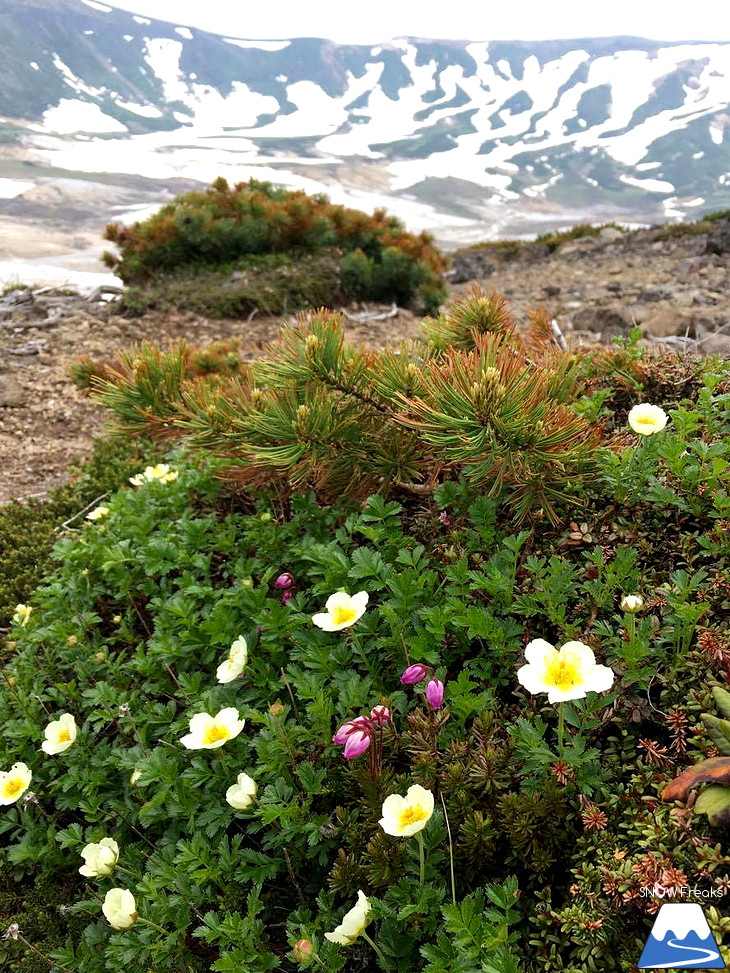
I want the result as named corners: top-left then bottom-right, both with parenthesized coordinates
top-left (56, 492), bottom-right (110, 532)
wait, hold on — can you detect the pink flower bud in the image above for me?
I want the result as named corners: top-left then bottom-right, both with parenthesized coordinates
top-left (281, 590), bottom-right (294, 605)
top-left (401, 663), bottom-right (430, 685)
top-left (274, 572), bottom-right (295, 590)
top-left (332, 716), bottom-right (371, 745)
top-left (292, 939), bottom-right (314, 963)
top-left (370, 705), bottom-right (390, 725)
top-left (425, 678), bottom-right (445, 710)
top-left (343, 729), bottom-right (371, 759)
top-left (439, 511), bottom-right (451, 526)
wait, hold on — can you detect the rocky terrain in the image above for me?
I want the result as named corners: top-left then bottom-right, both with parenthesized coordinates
top-left (1, 218), bottom-right (729, 505)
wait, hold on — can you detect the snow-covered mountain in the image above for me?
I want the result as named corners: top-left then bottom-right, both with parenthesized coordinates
top-left (1, 0), bottom-right (730, 245)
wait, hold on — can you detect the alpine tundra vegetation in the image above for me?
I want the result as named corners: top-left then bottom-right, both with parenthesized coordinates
top-left (1, 284), bottom-right (729, 971)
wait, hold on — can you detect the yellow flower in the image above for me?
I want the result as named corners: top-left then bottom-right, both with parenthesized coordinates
top-left (621, 594), bottom-right (644, 613)
top-left (627, 403), bottom-right (668, 436)
top-left (312, 591), bottom-right (368, 631)
top-left (13, 604), bottom-right (32, 627)
top-left (225, 772), bottom-right (257, 809)
top-left (517, 639), bottom-right (614, 704)
top-left (216, 636), bottom-right (248, 684)
top-left (0, 762), bottom-right (32, 805)
top-left (79, 838), bottom-right (119, 877)
top-left (379, 784), bottom-right (435, 837)
top-left (101, 888), bottom-right (137, 930)
top-left (129, 464), bottom-right (179, 486)
top-left (179, 708), bottom-right (245, 750)
top-left (324, 890), bottom-right (371, 945)
top-left (86, 506), bottom-right (110, 521)
top-left (129, 768), bottom-right (143, 786)
top-left (41, 713), bottom-right (77, 755)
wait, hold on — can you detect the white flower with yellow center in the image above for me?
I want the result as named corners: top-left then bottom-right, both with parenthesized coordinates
top-left (129, 464), bottom-right (179, 486)
top-left (41, 713), bottom-right (77, 755)
top-left (225, 772), bottom-right (257, 809)
top-left (312, 591), bottom-right (368, 631)
top-left (86, 506), bottom-right (110, 521)
top-left (102, 888), bottom-right (138, 930)
top-left (79, 838), bottom-right (119, 878)
top-left (379, 784), bottom-right (435, 837)
top-left (0, 762), bottom-right (32, 805)
top-left (324, 890), bottom-right (372, 945)
top-left (13, 604), bottom-right (32, 627)
top-left (627, 403), bottom-right (668, 436)
top-left (517, 639), bottom-right (614, 704)
top-left (216, 636), bottom-right (248, 684)
top-left (179, 708), bottom-right (245, 750)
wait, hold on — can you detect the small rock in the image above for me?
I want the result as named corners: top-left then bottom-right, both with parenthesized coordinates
top-left (705, 219), bottom-right (730, 256)
top-left (695, 331), bottom-right (730, 357)
top-left (598, 226), bottom-right (625, 244)
top-left (640, 308), bottom-right (695, 338)
top-left (0, 373), bottom-right (26, 407)
top-left (638, 285), bottom-right (675, 302)
top-left (571, 306), bottom-right (630, 340)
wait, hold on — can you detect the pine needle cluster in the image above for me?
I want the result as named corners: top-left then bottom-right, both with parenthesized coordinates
top-left (79, 288), bottom-right (602, 524)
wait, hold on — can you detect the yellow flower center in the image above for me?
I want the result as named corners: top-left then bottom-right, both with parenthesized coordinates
top-left (635, 415), bottom-right (656, 426)
top-left (545, 655), bottom-right (582, 690)
top-left (57, 729), bottom-right (71, 743)
top-left (202, 724), bottom-right (230, 746)
top-left (399, 804), bottom-right (429, 828)
top-left (4, 777), bottom-right (25, 799)
top-left (330, 605), bottom-right (357, 625)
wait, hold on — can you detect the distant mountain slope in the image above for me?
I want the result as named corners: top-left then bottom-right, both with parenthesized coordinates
top-left (1, 0), bottom-right (729, 242)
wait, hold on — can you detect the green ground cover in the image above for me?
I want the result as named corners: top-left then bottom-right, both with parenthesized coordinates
top-left (1, 293), bottom-right (729, 972)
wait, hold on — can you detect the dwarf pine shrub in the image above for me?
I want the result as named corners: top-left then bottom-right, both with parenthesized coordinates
top-left (102, 178), bottom-right (446, 315)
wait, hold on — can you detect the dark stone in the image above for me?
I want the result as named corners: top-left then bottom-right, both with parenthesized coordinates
top-left (571, 306), bottom-right (631, 339)
top-left (705, 219), bottom-right (730, 256)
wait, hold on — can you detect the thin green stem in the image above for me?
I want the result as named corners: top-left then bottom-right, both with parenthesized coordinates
top-left (349, 630), bottom-right (377, 684)
top-left (216, 748), bottom-right (229, 775)
top-left (137, 917), bottom-right (170, 936)
top-left (557, 702), bottom-right (565, 759)
top-left (17, 933), bottom-right (75, 973)
top-left (440, 793), bottom-right (457, 906)
top-left (417, 832), bottom-right (426, 889)
top-left (361, 930), bottom-right (391, 970)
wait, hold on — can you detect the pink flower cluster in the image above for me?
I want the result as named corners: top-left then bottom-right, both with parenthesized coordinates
top-left (274, 572), bottom-right (295, 605)
top-left (332, 706), bottom-right (391, 760)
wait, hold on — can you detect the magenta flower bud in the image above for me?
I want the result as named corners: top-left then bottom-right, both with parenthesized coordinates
top-left (425, 678), bottom-right (445, 710)
top-left (401, 663), bottom-right (430, 685)
top-left (332, 715), bottom-right (371, 745)
top-left (370, 705), bottom-right (390, 725)
top-left (274, 572), bottom-right (295, 590)
top-left (343, 729), bottom-right (371, 759)
top-left (281, 590), bottom-right (294, 606)
top-left (439, 511), bottom-right (451, 526)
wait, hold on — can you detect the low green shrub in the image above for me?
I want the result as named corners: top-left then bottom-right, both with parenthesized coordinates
top-left (102, 178), bottom-right (446, 315)
top-left (0, 437), bottom-right (161, 630)
top-left (1, 346), bottom-right (729, 970)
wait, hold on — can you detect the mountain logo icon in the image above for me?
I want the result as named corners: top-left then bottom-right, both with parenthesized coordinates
top-left (638, 902), bottom-right (725, 968)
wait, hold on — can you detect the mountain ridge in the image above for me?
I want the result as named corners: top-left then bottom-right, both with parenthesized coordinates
top-left (0, 0), bottom-right (729, 245)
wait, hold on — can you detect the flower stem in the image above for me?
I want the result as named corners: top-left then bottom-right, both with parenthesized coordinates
top-left (16, 933), bottom-right (75, 973)
top-left (417, 832), bottom-right (426, 889)
top-left (557, 702), bottom-right (565, 758)
top-left (138, 917), bottom-right (170, 936)
top-left (361, 931), bottom-right (391, 969)
top-left (349, 631), bottom-right (377, 685)
top-left (440, 793), bottom-right (457, 906)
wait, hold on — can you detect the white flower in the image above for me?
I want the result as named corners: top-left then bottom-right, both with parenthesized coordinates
top-left (621, 594), bottom-right (644, 613)
top-left (379, 784), bottom-right (435, 837)
top-left (41, 713), bottom-right (77, 755)
top-left (86, 506), bottom-right (110, 521)
top-left (129, 768), bottom-right (142, 786)
top-left (101, 888), bottom-right (137, 930)
top-left (312, 591), bottom-right (368, 631)
top-left (216, 636), bottom-right (248, 684)
top-left (517, 639), bottom-right (614, 704)
top-left (79, 838), bottom-right (119, 877)
top-left (0, 762), bottom-right (32, 805)
top-left (179, 708), bottom-right (245, 749)
top-left (324, 890), bottom-right (372, 945)
top-left (12, 604), bottom-right (32, 627)
top-left (225, 772), bottom-right (257, 810)
top-left (627, 403), bottom-right (668, 436)
top-left (129, 464), bottom-right (178, 486)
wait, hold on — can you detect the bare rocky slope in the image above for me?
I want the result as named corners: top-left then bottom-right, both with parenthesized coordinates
top-left (1, 219), bottom-right (729, 504)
